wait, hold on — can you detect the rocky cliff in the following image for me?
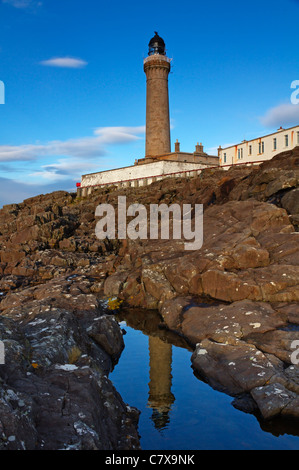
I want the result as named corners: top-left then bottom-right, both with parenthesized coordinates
top-left (0, 147), bottom-right (299, 448)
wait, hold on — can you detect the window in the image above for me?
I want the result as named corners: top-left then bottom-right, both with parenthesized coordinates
top-left (297, 131), bottom-right (299, 145)
top-left (238, 149), bottom-right (241, 159)
top-left (259, 142), bottom-right (261, 154)
top-left (224, 153), bottom-right (227, 163)
top-left (249, 145), bottom-right (252, 155)
top-left (241, 148), bottom-right (243, 159)
top-left (273, 138), bottom-right (277, 150)
top-left (285, 135), bottom-right (289, 147)
top-left (262, 142), bottom-right (264, 153)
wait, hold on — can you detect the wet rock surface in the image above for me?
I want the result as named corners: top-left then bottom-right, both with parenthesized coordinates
top-left (0, 277), bottom-right (140, 450)
top-left (0, 148), bottom-right (299, 446)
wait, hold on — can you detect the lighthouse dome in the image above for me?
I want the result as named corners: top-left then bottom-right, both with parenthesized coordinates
top-left (148, 32), bottom-right (166, 56)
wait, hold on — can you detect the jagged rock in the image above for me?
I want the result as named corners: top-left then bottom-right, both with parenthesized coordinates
top-left (141, 264), bottom-right (176, 308)
top-left (104, 272), bottom-right (128, 297)
top-left (245, 329), bottom-right (299, 364)
top-left (160, 296), bottom-right (193, 331)
top-left (180, 300), bottom-right (286, 346)
top-left (0, 277), bottom-right (139, 450)
top-left (86, 314), bottom-right (125, 363)
top-left (281, 188), bottom-right (299, 215)
top-left (191, 338), bottom-right (283, 396)
top-left (0, 148), bottom-right (299, 440)
top-left (251, 383), bottom-right (299, 420)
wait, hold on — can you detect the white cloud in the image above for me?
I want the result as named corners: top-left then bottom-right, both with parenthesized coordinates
top-left (40, 57), bottom-right (88, 69)
top-left (260, 102), bottom-right (299, 128)
top-left (93, 126), bottom-right (145, 144)
top-left (0, 126), bottom-right (145, 163)
top-left (29, 158), bottom-right (101, 182)
top-left (29, 169), bottom-right (71, 182)
top-left (0, 126), bottom-right (145, 184)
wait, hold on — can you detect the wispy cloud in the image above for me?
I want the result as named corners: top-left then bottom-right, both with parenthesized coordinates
top-left (0, 126), bottom-right (145, 184)
top-left (40, 57), bottom-right (88, 69)
top-left (260, 102), bottom-right (299, 128)
top-left (29, 158), bottom-right (102, 182)
top-left (0, 126), bottom-right (145, 163)
top-left (2, 0), bottom-right (42, 9)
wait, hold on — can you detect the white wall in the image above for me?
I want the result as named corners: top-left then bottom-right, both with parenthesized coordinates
top-left (81, 160), bottom-right (207, 188)
top-left (219, 125), bottom-right (299, 167)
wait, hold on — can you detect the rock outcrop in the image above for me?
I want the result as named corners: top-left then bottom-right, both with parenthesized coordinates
top-left (0, 275), bottom-right (140, 450)
top-left (0, 147), bottom-right (299, 445)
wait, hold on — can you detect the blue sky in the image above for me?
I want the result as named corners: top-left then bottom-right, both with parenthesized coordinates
top-left (0, 0), bottom-right (298, 206)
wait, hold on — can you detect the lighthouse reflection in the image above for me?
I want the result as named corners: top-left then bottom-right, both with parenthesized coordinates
top-left (148, 336), bottom-right (175, 430)
top-left (115, 308), bottom-right (192, 432)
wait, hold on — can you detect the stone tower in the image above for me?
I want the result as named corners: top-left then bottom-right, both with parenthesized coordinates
top-left (144, 32), bottom-right (171, 158)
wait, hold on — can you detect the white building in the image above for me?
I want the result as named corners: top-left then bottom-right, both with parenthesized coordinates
top-left (78, 160), bottom-right (209, 197)
top-left (218, 125), bottom-right (299, 167)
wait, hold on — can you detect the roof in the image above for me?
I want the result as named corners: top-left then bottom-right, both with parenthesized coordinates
top-left (149, 31), bottom-right (165, 48)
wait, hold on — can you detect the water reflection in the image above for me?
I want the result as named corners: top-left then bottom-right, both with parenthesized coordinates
top-left (148, 336), bottom-right (175, 431)
top-left (116, 307), bottom-right (193, 351)
top-left (114, 308), bottom-right (299, 448)
top-left (116, 308), bottom-right (191, 432)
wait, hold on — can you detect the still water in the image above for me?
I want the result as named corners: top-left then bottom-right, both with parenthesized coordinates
top-left (111, 309), bottom-right (299, 450)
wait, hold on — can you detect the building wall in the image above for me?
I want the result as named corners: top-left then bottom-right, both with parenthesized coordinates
top-left (78, 160), bottom-right (208, 196)
top-left (219, 125), bottom-right (299, 167)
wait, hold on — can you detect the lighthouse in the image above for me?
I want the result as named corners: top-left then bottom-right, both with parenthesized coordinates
top-left (77, 33), bottom-right (219, 196)
top-left (144, 32), bottom-right (172, 158)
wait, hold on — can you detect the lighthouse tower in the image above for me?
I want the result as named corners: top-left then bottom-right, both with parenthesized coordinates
top-left (77, 33), bottom-right (219, 196)
top-left (144, 32), bottom-right (171, 158)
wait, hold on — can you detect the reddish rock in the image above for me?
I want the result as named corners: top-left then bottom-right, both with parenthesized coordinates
top-left (0, 148), bottom-right (299, 432)
top-left (141, 265), bottom-right (176, 307)
top-left (246, 329), bottom-right (299, 364)
top-left (191, 338), bottom-right (281, 395)
top-left (181, 300), bottom-right (286, 346)
top-left (103, 272), bottom-right (128, 297)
